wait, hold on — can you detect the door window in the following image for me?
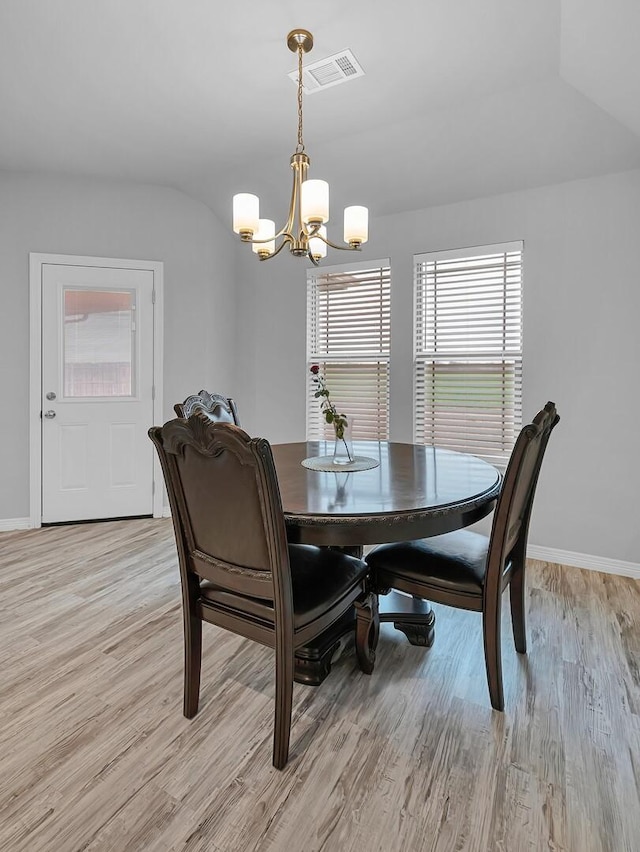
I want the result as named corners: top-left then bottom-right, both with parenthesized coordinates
top-left (63, 288), bottom-right (136, 398)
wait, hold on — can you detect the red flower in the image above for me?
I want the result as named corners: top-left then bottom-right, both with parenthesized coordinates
top-left (310, 364), bottom-right (320, 374)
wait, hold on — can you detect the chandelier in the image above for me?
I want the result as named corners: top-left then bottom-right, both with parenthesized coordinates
top-left (232, 29), bottom-right (369, 265)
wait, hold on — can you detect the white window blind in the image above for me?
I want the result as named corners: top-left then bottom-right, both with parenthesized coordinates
top-left (414, 242), bottom-right (523, 466)
top-left (307, 259), bottom-right (391, 441)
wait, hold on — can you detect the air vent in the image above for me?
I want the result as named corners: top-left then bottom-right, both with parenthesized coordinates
top-left (288, 48), bottom-right (364, 94)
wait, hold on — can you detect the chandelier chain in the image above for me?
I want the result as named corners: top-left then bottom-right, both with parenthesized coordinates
top-left (296, 45), bottom-right (305, 153)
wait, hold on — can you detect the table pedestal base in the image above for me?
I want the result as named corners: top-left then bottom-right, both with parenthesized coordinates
top-left (379, 590), bottom-right (436, 647)
top-left (293, 591), bottom-right (435, 685)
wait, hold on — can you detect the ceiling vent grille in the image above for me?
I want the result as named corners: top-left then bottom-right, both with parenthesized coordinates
top-left (288, 49), bottom-right (364, 94)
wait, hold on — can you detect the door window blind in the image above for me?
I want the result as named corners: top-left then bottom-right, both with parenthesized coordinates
top-left (414, 242), bottom-right (523, 465)
top-left (307, 260), bottom-right (391, 441)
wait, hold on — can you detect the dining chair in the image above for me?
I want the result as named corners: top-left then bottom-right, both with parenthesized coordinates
top-left (149, 414), bottom-right (379, 769)
top-left (173, 389), bottom-right (240, 425)
top-left (365, 401), bottom-right (559, 711)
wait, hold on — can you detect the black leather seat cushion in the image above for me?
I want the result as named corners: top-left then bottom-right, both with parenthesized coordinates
top-left (366, 529), bottom-right (489, 595)
top-left (199, 544), bottom-right (368, 630)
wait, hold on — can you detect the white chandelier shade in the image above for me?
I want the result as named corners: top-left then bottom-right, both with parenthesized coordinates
top-left (251, 219), bottom-right (276, 259)
top-left (309, 225), bottom-right (328, 261)
top-left (301, 179), bottom-right (329, 225)
top-left (232, 193), bottom-right (259, 237)
top-left (344, 205), bottom-right (369, 246)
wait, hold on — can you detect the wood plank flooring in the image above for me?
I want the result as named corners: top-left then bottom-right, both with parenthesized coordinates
top-left (0, 518), bottom-right (638, 851)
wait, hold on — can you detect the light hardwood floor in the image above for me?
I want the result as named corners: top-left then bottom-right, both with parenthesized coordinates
top-left (0, 518), bottom-right (638, 852)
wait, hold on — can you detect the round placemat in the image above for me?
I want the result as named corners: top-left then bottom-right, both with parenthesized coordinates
top-left (301, 455), bottom-right (380, 472)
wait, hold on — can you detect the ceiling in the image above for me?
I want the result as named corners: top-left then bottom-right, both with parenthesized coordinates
top-left (1, 0), bottom-right (639, 229)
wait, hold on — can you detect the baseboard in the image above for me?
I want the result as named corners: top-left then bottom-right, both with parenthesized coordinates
top-left (0, 517), bottom-right (32, 532)
top-left (162, 505), bottom-right (172, 519)
top-left (527, 545), bottom-right (640, 580)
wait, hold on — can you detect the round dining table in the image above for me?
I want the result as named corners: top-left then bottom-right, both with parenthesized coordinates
top-left (271, 440), bottom-right (501, 685)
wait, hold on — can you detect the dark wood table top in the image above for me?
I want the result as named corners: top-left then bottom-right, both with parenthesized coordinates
top-left (271, 440), bottom-right (501, 547)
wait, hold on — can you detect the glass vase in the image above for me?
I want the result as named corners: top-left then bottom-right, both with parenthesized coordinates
top-left (333, 417), bottom-right (354, 465)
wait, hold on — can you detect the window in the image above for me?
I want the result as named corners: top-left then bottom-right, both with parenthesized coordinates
top-left (414, 242), bottom-right (523, 466)
top-left (307, 259), bottom-right (391, 441)
top-left (63, 289), bottom-right (135, 397)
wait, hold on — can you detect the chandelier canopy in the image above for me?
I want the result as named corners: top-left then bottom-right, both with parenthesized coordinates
top-left (232, 29), bottom-right (369, 265)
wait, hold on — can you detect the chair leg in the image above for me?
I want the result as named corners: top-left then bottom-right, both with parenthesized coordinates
top-left (183, 614), bottom-right (202, 719)
top-left (273, 642), bottom-right (294, 770)
top-left (509, 565), bottom-right (527, 654)
top-left (355, 592), bottom-right (379, 675)
top-left (482, 602), bottom-right (504, 712)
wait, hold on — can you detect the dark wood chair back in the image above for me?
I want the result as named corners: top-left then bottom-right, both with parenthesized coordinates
top-left (173, 389), bottom-right (240, 426)
top-left (149, 413), bottom-right (378, 768)
top-left (484, 401), bottom-right (560, 604)
top-left (150, 414), bottom-right (290, 619)
top-left (365, 401), bottom-right (559, 711)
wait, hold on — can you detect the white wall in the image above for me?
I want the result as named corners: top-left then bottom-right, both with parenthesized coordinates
top-left (234, 169), bottom-right (640, 565)
top-left (0, 171), bottom-right (237, 521)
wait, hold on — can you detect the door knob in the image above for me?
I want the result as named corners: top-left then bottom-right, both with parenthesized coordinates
top-left (44, 410), bottom-right (56, 419)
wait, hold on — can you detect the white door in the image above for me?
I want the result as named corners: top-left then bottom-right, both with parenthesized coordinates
top-left (41, 263), bottom-right (155, 523)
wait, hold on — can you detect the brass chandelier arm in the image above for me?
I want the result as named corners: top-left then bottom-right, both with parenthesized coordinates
top-left (259, 235), bottom-right (291, 261)
top-left (241, 166), bottom-right (301, 245)
top-left (243, 224), bottom-right (291, 245)
top-left (311, 230), bottom-right (362, 252)
top-left (244, 145), bottom-right (305, 260)
top-left (287, 154), bottom-right (303, 237)
top-left (241, 227), bottom-right (286, 245)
